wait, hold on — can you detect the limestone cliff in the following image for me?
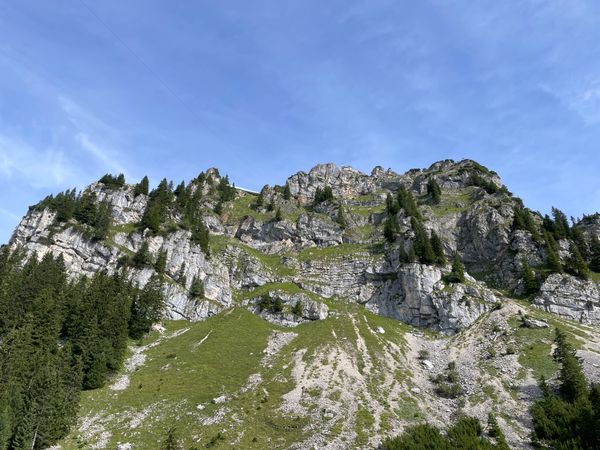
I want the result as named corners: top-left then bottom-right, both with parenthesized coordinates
top-left (9, 159), bottom-right (600, 333)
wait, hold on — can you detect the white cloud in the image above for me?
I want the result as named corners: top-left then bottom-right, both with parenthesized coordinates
top-left (0, 134), bottom-right (77, 188)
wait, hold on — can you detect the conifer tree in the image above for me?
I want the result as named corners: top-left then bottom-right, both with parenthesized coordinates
top-left (283, 183), bottom-right (291, 200)
top-left (154, 251), bottom-right (167, 275)
top-left (551, 207), bottom-right (570, 240)
top-left (521, 260), bottom-right (539, 295)
top-left (564, 242), bottom-right (590, 280)
top-left (189, 276), bottom-right (204, 298)
top-left (92, 200), bottom-right (112, 241)
top-left (427, 177), bottom-right (442, 204)
top-left (571, 226), bottom-right (589, 260)
top-left (292, 301), bottom-right (302, 317)
top-left (397, 186), bottom-right (421, 219)
top-left (411, 218), bottom-right (436, 264)
top-left (336, 206), bottom-right (346, 229)
top-left (544, 232), bottom-right (563, 273)
top-left (132, 241), bottom-right (151, 268)
top-left (430, 230), bottom-right (446, 265)
top-left (445, 252), bottom-right (465, 283)
top-left (590, 235), bottom-right (600, 272)
top-left (385, 193), bottom-right (399, 216)
top-left (383, 217), bottom-right (397, 243)
top-left (275, 207), bottom-right (283, 222)
top-left (134, 176), bottom-right (149, 197)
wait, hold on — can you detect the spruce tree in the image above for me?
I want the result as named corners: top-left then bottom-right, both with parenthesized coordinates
top-left (336, 206), bottom-right (346, 229)
top-left (385, 193), bottom-right (399, 216)
top-left (275, 207), bottom-right (283, 222)
top-left (590, 235), bottom-right (600, 272)
top-left (521, 260), bottom-right (539, 295)
top-left (427, 177), bottom-right (442, 204)
top-left (411, 217), bottom-right (435, 265)
top-left (564, 242), bottom-right (590, 280)
top-left (292, 301), bottom-right (302, 317)
top-left (397, 186), bottom-right (421, 219)
top-left (189, 276), bottom-right (204, 298)
top-left (551, 207), bottom-right (570, 240)
top-left (430, 230), bottom-right (446, 265)
top-left (544, 232), bottom-right (563, 273)
top-left (132, 241), bottom-right (151, 268)
top-left (446, 252), bottom-right (465, 283)
top-left (383, 217), bottom-right (397, 243)
top-left (571, 226), bottom-right (589, 260)
top-left (134, 176), bottom-right (149, 197)
top-left (283, 183), bottom-right (291, 200)
top-left (154, 251), bottom-right (167, 274)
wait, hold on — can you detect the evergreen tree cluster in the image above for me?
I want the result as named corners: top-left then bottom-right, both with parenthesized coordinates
top-left (469, 173), bottom-right (508, 195)
top-left (314, 186), bottom-right (334, 204)
top-left (32, 190), bottom-right (112, 241)
top-left (0, 249), bottom-right (164, 449)
top-left (541, 207), bottom-right (595, 279)
top-left (531, 329), bottom-right (600, 449)
top-left (512, 204), bottom-right (539, 239)
top-left (137, 176), bottom-right (211, 256)
top-left (98, 173), bottom-right (125, 189)
top-left (382, 415), bottom-right (509, 450)
top-left (258, 295), bottom-right (283, 314)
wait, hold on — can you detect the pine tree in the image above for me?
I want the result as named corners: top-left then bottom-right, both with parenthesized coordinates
top-left (554, 329), bottom-right (588, 402)
top-left (487, 413), bottom-right (510, 450)
top-left (564, 242), bottom-right (590, 280)
top-left (292, 301), bottom-right (302, 317)
top-left (154, 251), bottom-right (167, 274)
top-left (214, 201), bottom-right (223, 215)
top-left (590, 236), bottom-right (600, 272)
top-left (132, 241), bottom-right (151, 268)
top-left (445, 252), bottom-right (465, 283)
top-left (571, 226), bottom-right (589, 260)
top-left (129, 276), bottom-right (164, 340)
top-left (134, 176), bottom-right (149, 197)
top-left (162, 427), bottom-right (182, 450)
top-left (427, 177), bottom-right (442, 204)
top-left (430, 230), bottom-right (446, 265)
top-left (385, 193), bottom-right (399, 216)
top-left (283, 183), bottom-right (291, 200)
top-left (521, 260), bottom-right (539, 295)
top-left (411, 218), bottom-right (435, 265)
top-left (92, 200), bottom-right (112, 241)
top-left (397, 186), bottom-right (421, 219)
top-left (544, 232), bottom-right (563, 273)
top-left (551, 207), bottom-right (570, 239)
top-left (275, 207), bottom-right (283, 222)
top-left (191, 220), bottom-right (210, 257)
top-left (383, 217), bottom-right (397, 243)
top-left (272, 297), bottom-right (283, 313)
top-left (336, 206), bottom-right (346, 229)
top-left (189, 276), bottom-right (204, 298)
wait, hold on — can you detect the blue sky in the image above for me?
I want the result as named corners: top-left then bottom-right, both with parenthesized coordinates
top-left (1, 0), bottom-right (600, 242)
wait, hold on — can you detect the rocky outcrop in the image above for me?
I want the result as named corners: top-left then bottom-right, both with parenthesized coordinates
top-left (368, 263), bottom-right (498, 334)
top-left (8, 159), bottom-right (599, 332)
top-left (532, 274), bottom-right (600, 324)
top-left (246, 290), bottom-right (329, 327)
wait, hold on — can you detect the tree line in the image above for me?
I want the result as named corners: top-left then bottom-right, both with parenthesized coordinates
top-left (0, 248), bottom-right (164, 450)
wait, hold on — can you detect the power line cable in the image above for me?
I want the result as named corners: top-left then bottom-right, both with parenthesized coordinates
top-left (77, 0), bottom-right (198, 117)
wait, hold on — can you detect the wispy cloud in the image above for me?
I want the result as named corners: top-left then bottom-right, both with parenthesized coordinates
top-left (0, 134), bottom-right (76, 188)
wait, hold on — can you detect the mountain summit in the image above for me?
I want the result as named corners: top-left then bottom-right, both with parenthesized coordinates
top-left (5, 159), bottom-right (600, 449)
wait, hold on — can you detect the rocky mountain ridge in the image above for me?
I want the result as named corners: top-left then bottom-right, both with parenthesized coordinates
top-left (9, 159), bottom-right (600, 334)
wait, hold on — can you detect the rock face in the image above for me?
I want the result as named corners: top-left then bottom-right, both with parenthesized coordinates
top-left (8, 159), bottom-right (600, 331)
top-left (532, 274), bottom-right (600, 324)
top-left (367, 264), bottom-right (497, 334)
